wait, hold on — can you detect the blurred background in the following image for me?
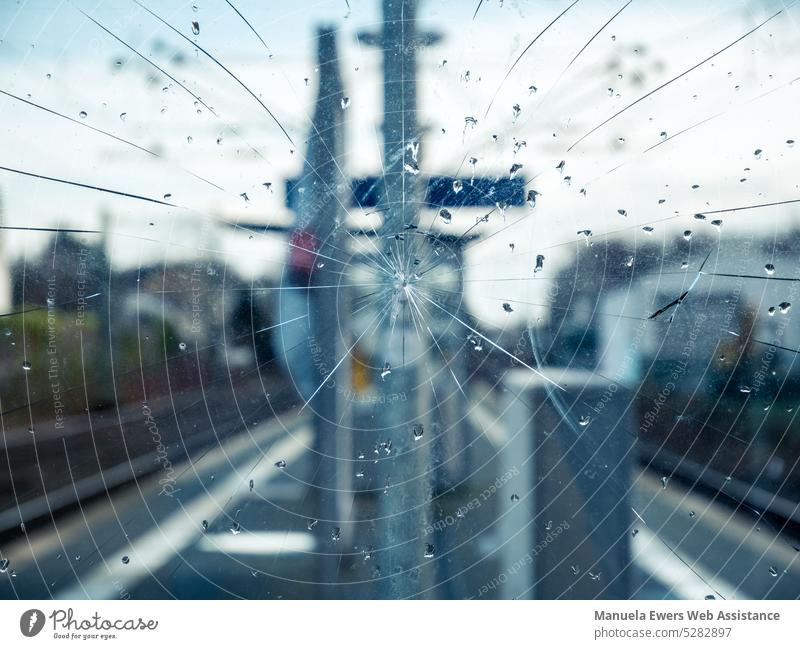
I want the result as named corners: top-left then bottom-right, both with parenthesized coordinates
top-left (1, 0), bottom-right (799, 599)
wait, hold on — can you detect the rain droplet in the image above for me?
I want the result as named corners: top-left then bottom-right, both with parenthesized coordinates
top-left (511, 103), bottom-right (521, 122)
top-left (510, 494), bottom-right (520, 502)
top-left (201, 520), bottom-right (208, 532)
top-left (768, 306), bottom-right (776, 316)
top-left (404, 160), bottom-right (420, 175)
top-left (526, 189), bottom-right (539, 208)
top-left (642, 225), bottom-right (654, 235)
top-left (571, 564), bottom-right (580, 575)
top-left (79, 111), bottom-right (87, 119)
top-left (439, 208), bottom-right (452, 225)
top-left (121, 555), bottom-right (130, 565)
top-left (452, 179), bottom-right (463, 194)
top-left (578, 415), bottom-right (591, 426)
top-left (380, 363), bottom-right (391, 380)
top-left (509, 163), bottom-right (523, 179)
top-left (544, 520), bottom-right (553, 531)
top-left (768, 566), bottom-right (778, 577)
top-left (191, 21), bottom-right (200, 35)
top-left (0, 558), bottom-right (9, 573)
top-left (502, 303), bottom-right (514, 313)
top-left (249, 479), bottom-right (254, 492)
top-left (555, 160), bottom-right (566, 174)
top-left (340, 96), bottom-right (350, 110)
top-left (779, 301), bottom-right (791, 314)
top-left (534, 254), bottom-right (545, 274)
top-left (119, 112), bottom-right (127, 121)
top-left (331, 527), bottom-right (341, 542)
top-left (307, 519), bottom-right (318, 531)
top-left (710, 219), bottom-right (723, 230)
top-left (683, 230), bottom-right (692, 241)
top-left (754, 148), bottom-right (762, 159)
top-left (660, 476), bottom-right (668, 489)
top-left (617, 209), bottom-right (627, 216)
top-left (765, 263), bottom-right (775, 275)
top-left (178, 342), bottom-right (187, 351)
top-left (230, 520), bottom-right (241, 535)
top-left (22, 361), bottom-right (31, 371)
top-left (689, 511), bottom-right (696, 518)
top-left (412, 423), bottom-right (424, 441)
top-left (739, 385), bottom-right (751, 394)
top-left (424, 543), bottom-right (436, 558)
top-left (274, 460), bottom-right (287, 468)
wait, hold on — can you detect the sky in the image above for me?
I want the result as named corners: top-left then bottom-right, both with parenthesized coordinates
top-left (0, 0), bottom-right (798, 324)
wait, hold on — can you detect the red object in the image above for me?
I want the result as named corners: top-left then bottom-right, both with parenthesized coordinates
top-left (288, 229), bottom-right (318, 277)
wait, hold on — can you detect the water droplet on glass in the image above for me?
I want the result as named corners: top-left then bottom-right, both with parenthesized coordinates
top-left (412, 423), bottom-right (424, 441)
top-left (739, 385), bottom-right (751, 394)
top-left (509, 163), bottom-right (523, 179)
top-left (191, 21), bottom-right (200, 35)
top-left (689, 511), bottom-right (696, 518)
top-left (631, 529), bottom-right (639, 537)
top-left (711, 219), bottom-right (723, 230)
top-left (556, 160), bottom-right (566, 174)
top-left (178, 342), bottom-right (187, 351)
top-left (660, 476), bottom-right (668, 489)
top-left (0, 558), bottom-right (9, 573)
top-left (307, 519), bottom-right (318, 531)
top-left (510, 494), bottom-right (520, 502)
top-left (768, 306), bottom-right (776, 316)
top-left (274, 460), bottom-right (286, 469)
top-left (768, 566), bottom-right (778, 577)
top-left (617, 209), bottom-right (627, 216)
top-left (22, 361), bottom-right (31, 371)
top-left (642, 226), bottom-right (654, 235)
top-left (571, 564), bottom-right (580, 575)
top-left (452, 179), bottom-right (463, 194)
top-left (404, 160), bottom-right (420, 175)
top-left (249, 479), bottom-right (254, 492)
top-left (380, 363), bottom-right (391, 380)
top-left (534, 254), bottom-right (545, 274)
top-left (754, 148), bottom-right (762, 159)
top-left (201, 520), bottom-right (208, 532)
top-left (230, 520), bottom-right (241, 535)
top-left (765, 263), bottom-right (775, 275)
top-left (121, 555), bottom-right (130, 565)
top-left (526, 189), bottom-right (539, 208)
top-left (544, 520), bottom-right (553, 531)
top-left (502, 303), bottom-right (514, 313)
top-left (424, 544), bottom-right (436, 558)
top-left (331, 527), bottom-right (341, 542)
top-left (79, 111), bottom-right (87, 119)
top-left (511, 103), bottom-right (521, 122)
top-left (439, 208), bottom-right (452, 225)
top-left (340, 96), bottom-right (350, 110)
top-left (779, 301), bottom-right (791, 314)
top-left (683, 230), bottom-right (692, 241)
top-left (579, 415), bottom-right (590, 426)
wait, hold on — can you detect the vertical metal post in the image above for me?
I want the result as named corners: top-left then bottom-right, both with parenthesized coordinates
top-left (297, 26), bottom-right (349, 595)
top-left (370, 0), bottom-right (433, 599)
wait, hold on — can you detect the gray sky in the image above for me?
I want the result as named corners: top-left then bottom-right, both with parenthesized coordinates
top-left (0, 0), bottom-right (798, 325)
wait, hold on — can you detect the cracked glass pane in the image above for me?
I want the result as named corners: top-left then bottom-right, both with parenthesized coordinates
top-left (0, 0), bottom-right (798, 602)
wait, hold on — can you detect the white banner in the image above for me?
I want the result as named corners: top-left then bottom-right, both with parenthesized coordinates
top-left (1, 600), bottom-right (797, 647)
